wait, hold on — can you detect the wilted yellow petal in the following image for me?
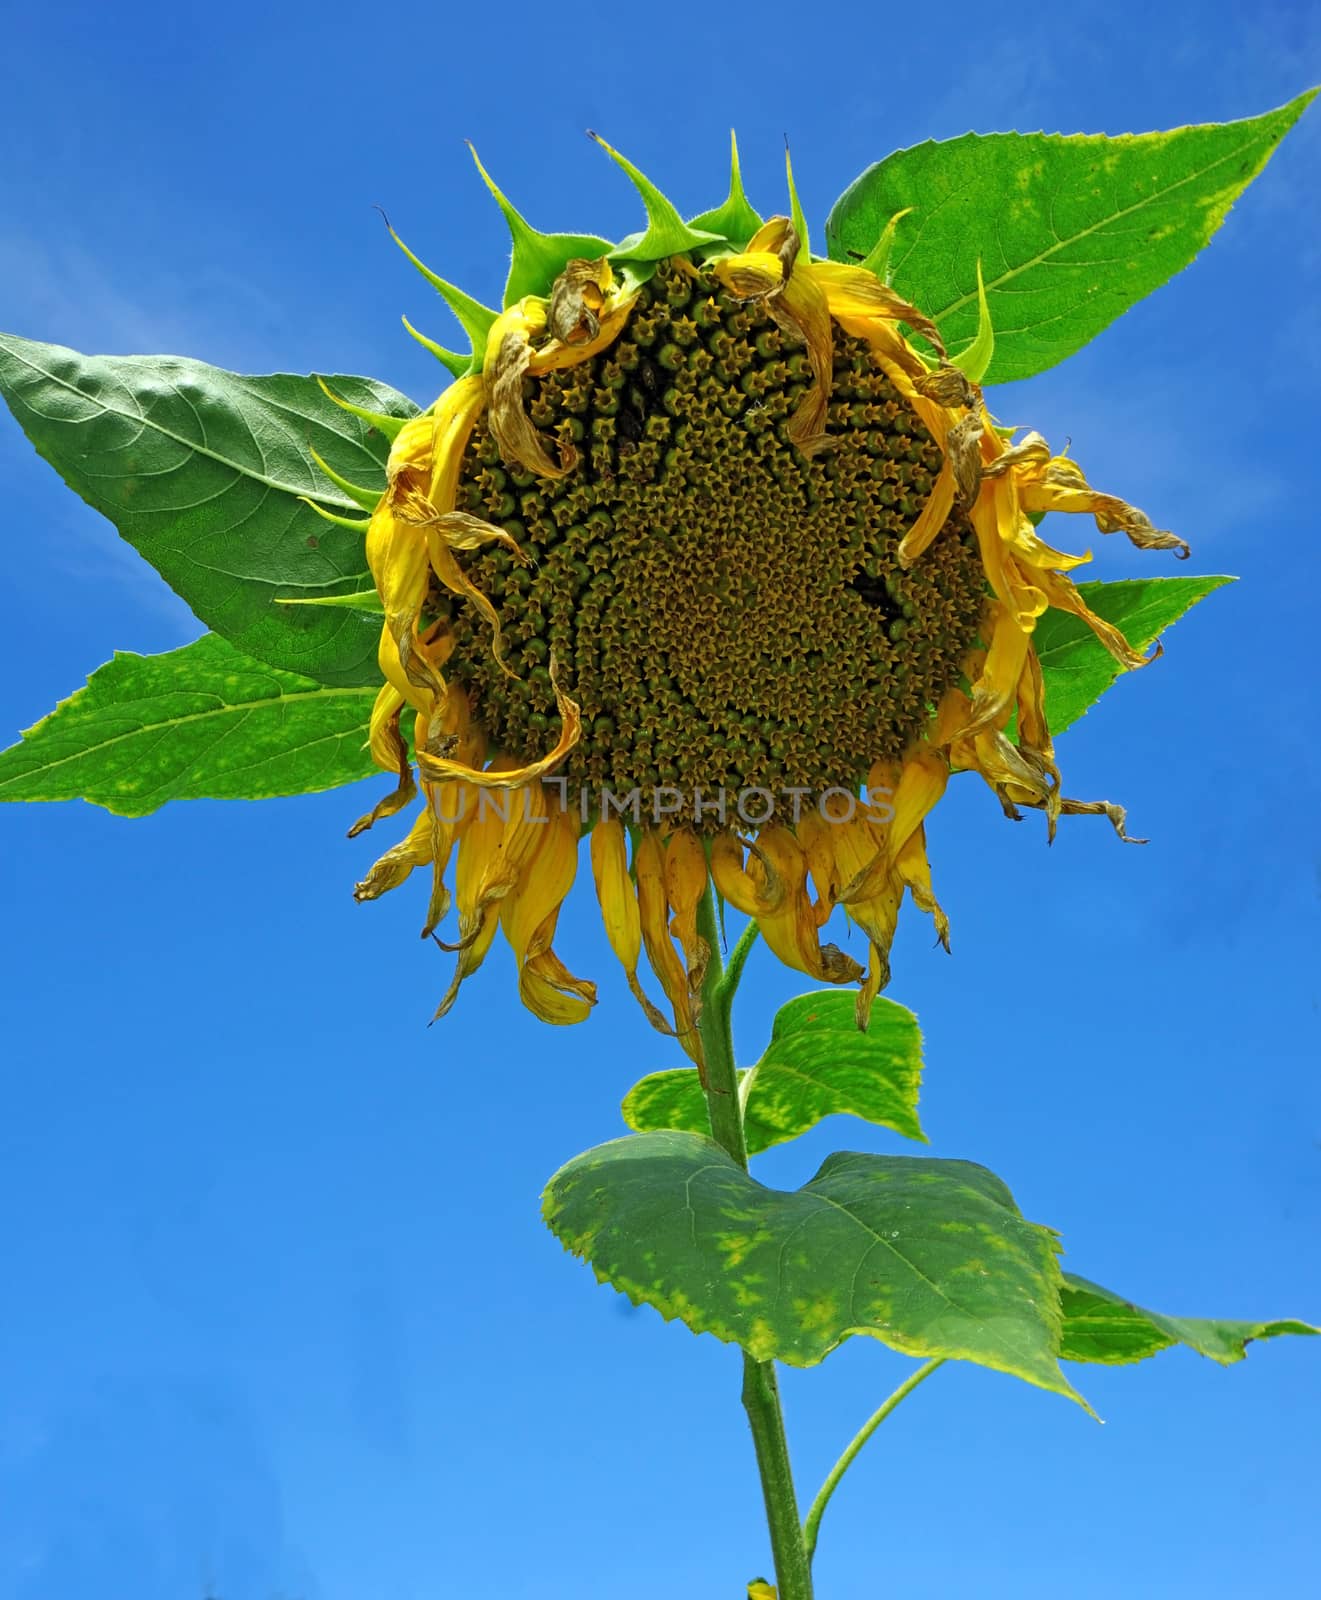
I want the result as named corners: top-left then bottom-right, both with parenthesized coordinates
top-left (896, 458), bottom-right (957, 567)
top-left (547, 257), bottom-right (613, 345)
top-left (1036, 568), bottom-right (1154, 672)
top-left (353, 807), bottom-right (434, 902)
top-left (636, 829), bottom-right (703, 1070)
top-left (347, 684), bottom-right (418, 838)
top-left (950, 602), bottom-right (1032, 742)
top-left (500, 807), bottom-right (597, 1025)
top-left (485, 301), bottom-right (576, 479)
top-left (590, 817), bottom-right (641, 971)
top-left (893, 826), bottom-right (949, 952)
top-left (1017, 454), bottom-right (1190, 557)
top-left (419, 661), bottom-right (582, 788)
top-left (810, 259), bottom-right (946, 356)
top-left (665, 829), bottom-right (711, 997)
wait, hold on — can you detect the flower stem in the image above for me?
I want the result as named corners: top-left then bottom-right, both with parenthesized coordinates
top-left (801, 1357), bottom-right (946, 1563)
top-left (696, 888), bottom-right (814, 1600)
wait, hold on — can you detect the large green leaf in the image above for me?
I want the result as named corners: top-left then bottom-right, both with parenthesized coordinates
top-left (0, 334), bottom-right (418, 686)
top-left (825, 93), bottom-right (1315, 383)
top-left (544, 1131), bottom-right (1086, 1405)
top-left (0, 633), bottom-right (378, 816)
top-left (622, 992), bottom-right (925, 1154)
top-left (1061, 1274), bottom-right (1317, 1366)
top-left (1037, 575), bottom-right (1231, 734)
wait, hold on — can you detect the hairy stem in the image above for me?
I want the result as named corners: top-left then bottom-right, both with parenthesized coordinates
top-left (696, 889), bottom-right (813, 1600)
top-left (802, 1358), bottom-right (946, 1563)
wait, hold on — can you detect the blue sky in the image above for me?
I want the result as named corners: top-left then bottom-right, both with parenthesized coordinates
top-left (1, 2), bottom-right (1318, 1596)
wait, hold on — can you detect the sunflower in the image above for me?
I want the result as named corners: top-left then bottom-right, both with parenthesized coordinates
top-left (339, 136), bottom-right (1188, 1068)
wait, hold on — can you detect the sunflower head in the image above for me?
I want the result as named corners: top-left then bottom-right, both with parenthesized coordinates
top-left (343, 136), bottom-right (1188, 1067)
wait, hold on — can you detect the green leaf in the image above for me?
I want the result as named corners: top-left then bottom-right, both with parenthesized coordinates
top-left (621, 991), bottom-right (925, 1154)
top-left (544, 1131), bottom-right (1087, 1406)
top-left (1037, 575), bottom-right (1232, 734)
top-left (1061, 1274), bottom-right (1318, 1366)
top-left (0, 633), bottom-right (378, 816)
top-left (0, 334), bottom-right (418, 686)
top-left (825, 92), bottom-right (1315, 383)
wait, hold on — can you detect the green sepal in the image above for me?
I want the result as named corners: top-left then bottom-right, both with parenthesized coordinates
top-left (385, 216), bottom-right (498, 367)
top-left (951, 259), bottom-right (993, 383)
top-left (784, 141), bottom-right (811, 258)
top-left (467, 142), bottom-right (613, 307)
top-left (315, 376), bottom-right (407, 442)
top-left (615, 260), bottom-right (660, 294)
top-left (400, 315), bottom-right (473, 380)
top-left (308, 446), bottom-right (382, 512)
top-left (858, 207), bottom-right (914, 283)
top-left (688, 130), bottom-right (763, 248)
top-left (275, 587), bottom-right (384, 614)
top-left (295, 496), bottom-right (371, 533)
top-left (591, 133), bottom-right (721, 263)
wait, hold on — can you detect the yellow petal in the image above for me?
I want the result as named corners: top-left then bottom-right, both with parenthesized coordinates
top-left (709, 830), bottom-right (782, 917)
top-left (747, 827), bottom-right (863, 985)
top-left (794, 808), bottom-right (843, 923)
top-left (367, 681), bottom-right (408, 774)
top-left (1035, 569), bottom-right (1153, 672)
top-left (500, 807), bottom-right (597, 1025)
top-left (896, 458), bottom-right (957, 567)
top-left (1017, 454), bottom-right (1189, 558)
top-left (713, 248), bottom-right (783, 299)
top-left (520, 930), bottom-right (598, 1024)
top-left (809, 260), bottom-right (947, 356)
top-left (890, 749), bottom-right (950, 860)
top-left (590, 816), bottom-right (641, 972)
top-left (352, 807), bottom-right (434, 902)
top-left (485, 302), bottom-right (576, 479)
top-left (981, 431), bottom-right (1051, 480)
top-left (499, 800), bottom-right (574, 960)
top-left (546, 257), bottom-right (613, 345)
top-left (664, 829), bottom-right (711, 998)
top-left (776, 265), bottom-right (835, 458)
top-left (528, 289), bottom-right (638, 374)
top-left (419, 660), bottom-right (582, 788)
top-left (951, 602), bottom-right (1031, 742)
top-left (713, 220), bottom-right (832, 456)
top-left (636, 829), bottom-right (704, 1070)
top-left (347, 684), bottom-right (418, 838)
top-left (893, 826), bottom-right (949, 951)
top-left (422, 528), bottom-right (518, 678)
top-left (810, 813), bottom-right (901, 1009)
top-left (835, 748), bottom-right (947, 906)
top-left (425, 375), bottom-right (487, 511)
top-left (428, 508), bottom-right (532, 561)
